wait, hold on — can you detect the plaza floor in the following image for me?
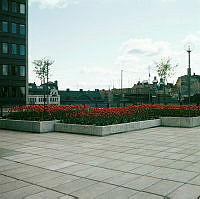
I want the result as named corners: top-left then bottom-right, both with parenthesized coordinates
top-left (1, 127), bottom-right (200, 199)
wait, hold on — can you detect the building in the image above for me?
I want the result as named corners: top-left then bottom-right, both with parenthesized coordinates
top-left (107, 77), bottom-right (178, 106)
top-left (0, 0), bottom-right (28, 108)
top-left (28, 81), bottom-right (60, 105)
top-left (175, 73), bottom-right (200, 103)
top-left (59, 89), bottom-right (105, 107)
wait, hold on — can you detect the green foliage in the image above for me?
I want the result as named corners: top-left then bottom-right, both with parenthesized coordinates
top-left (155, 57), bottom-right (178, 81)
top-left (33, 58), bottom-right (54, 84)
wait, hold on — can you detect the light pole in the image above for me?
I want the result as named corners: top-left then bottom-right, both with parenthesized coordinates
top-left (184, 43), bottom-right (193, 106)
top-left (121, 70), bottom-right (123, 106)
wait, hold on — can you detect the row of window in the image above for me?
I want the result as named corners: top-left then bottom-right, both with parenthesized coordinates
top-left (1, 21), bottom-right (25, 35)
top-left (0, 86), bottom-right (25, 97)
top-left (1, 43), bottom-right (25, 55)
top-left (1, 65), bottom-right (25, 77)
top-left (29, 97), bottom-right (59, 103)
top-left (2, 0), bottom-right (25, 14)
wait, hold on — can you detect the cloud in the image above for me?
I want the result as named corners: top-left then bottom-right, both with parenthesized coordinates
top-left (30, 0), bottom-right (76, 9)
top-left (116, 32), bottom-right (200, 86)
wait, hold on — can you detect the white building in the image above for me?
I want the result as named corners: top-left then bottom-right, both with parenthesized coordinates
top-left (28, 81), bottom-right (60, 105)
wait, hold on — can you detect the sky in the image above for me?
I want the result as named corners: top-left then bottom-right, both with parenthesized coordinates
top-left (29, 0), bottom-right (200, 90)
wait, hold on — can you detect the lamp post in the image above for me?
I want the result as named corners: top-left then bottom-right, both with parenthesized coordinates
top-left (121, 70), bottom-right (123, 106)
top-left (184, 43), bottom-right (193, 106)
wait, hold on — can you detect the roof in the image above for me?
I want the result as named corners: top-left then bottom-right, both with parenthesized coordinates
top-left (59, 90), bottom-right (104, 102)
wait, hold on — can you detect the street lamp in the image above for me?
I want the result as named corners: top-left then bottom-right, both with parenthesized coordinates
top-left (121, 70), bottom-right (123, 106)
top-left (184, 43), bottom-right (194, 106)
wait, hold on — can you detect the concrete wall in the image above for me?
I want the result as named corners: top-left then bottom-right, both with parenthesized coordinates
top-left (55, 119), bottom-right (161, 136)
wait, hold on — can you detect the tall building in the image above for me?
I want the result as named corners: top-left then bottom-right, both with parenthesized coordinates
top-left (0, 0), bottom-right (28, 108)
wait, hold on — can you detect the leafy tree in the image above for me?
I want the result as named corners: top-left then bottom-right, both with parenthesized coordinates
top-left (155, 57), bottom-right (178, 104)
top-left (33, 58), bottom-right (54, 84)
top-left (32, 58), bottom-right (54, 105)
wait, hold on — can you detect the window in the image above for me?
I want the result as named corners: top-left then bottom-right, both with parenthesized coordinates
top-left (12, 87), bottom-right (17, 97)
top-left (19, 87), bottom-right (25, 97)
top-left (2, 87), bottom-right (9, 97)
top-left (2, 0), bottom-right (8, 11)
top-left (12, 23), bottom-right (17, 33)
top-left (11, 66), bottom-right (17, 75)
top-left (19, 24), bottom-right (25, 35)
top-left (12, 2), bottom-right (17, 13)
top-left (19, 66), bottom-right (25, 76)
top-left (2, 43), bottom-right (8, 54)
top-left (2, 65), bottom-right (8, 76)
top-left (2, 21), bottom-right (8, 32)
top-left (20, 3), bottom-right (25, 14)
top-left (19, 45), bottom-right (25, 55)
top-left (11, 44), bottom-right (17, 54)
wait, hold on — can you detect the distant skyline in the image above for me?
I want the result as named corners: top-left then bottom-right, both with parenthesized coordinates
top-left (29, 0), bottom-right (200, 90)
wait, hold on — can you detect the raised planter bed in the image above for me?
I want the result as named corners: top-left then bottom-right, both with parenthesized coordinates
top-left (160, 116), bottom-right (200, 128)
top-left (0, 119), bottom-right (58, 133)
top-left (55, 119), bottom-right (161, 136)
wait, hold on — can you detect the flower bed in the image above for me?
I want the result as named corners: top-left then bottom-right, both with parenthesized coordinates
top-left (1, 104), bottom-right (200, 134)
top-left (5, 104), bottom-right (200, 124)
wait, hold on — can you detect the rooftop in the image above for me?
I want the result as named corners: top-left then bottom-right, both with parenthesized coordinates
top-left (1, 127), bottom-right (200, 198)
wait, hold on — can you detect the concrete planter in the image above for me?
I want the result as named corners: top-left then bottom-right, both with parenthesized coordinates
top-left (160, 116), bottom-right (200, 128)
top-left (0, 119), bottom-right (58, 133)
top-left (55, 119), bottom-right (161, 136)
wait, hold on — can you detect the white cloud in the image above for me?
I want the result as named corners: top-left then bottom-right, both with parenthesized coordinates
top-left (116, 32), bottom-right (200, 87)
top-left (30, 0), bottom-right (76, 9)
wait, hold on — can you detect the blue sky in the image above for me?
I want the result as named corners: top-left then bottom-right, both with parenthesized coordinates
top-left (29, 0), bottom-right (200, 90)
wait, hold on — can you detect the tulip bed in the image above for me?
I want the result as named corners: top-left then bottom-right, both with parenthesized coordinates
top-left (5, 104), bottom-right (200, 126)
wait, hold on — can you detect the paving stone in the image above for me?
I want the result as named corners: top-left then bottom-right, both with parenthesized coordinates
top-left (0, 180), bottom-right (29, 194)
top-left (166, 160), bottom-right (193, 170)
top-left (130, 165), bottom-right (160, 175)
top-left (71, 182), bottom-right (116, 199)
top-left (0, 185), bottom-right (46, 199)
top-left (23, 171), bottom-right (64, 184)
top-left (0, 148), bottom-right (22, 158)
top-left (0, 175), bottom-right (15, 185)
top-left (168, 184), bottom-right (200, 199)
top-left (38, 174), bottom-right (79, 188)
top-left (24, 190), bottom-right (64, 199)
top-left (95, 187), bottom-right (137, 198)
top-left (103, 173), bottom-right (141, 185)
top-left (59, 196), bottom-right (76, 199)
top-left (58, 164), bottom-right (92, 174)
top-left (123, 176), bottom-right (161, 190)
top-left (45, 161), bottom-right (77, 170)
top-left (188, 174), bottom-right (200, 186)
top-left (144, 179), bottom-right (183, 196)
top-left (53, 178), bottom-right (97, 194)
top-left (166, 170), bottom-right (199, 183)
top-left (129, 192), bottom-right (163, 199)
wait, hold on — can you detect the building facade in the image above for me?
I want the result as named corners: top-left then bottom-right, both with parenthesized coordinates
top-left (28, 81), bottom-right (60, 105)
top-left (0, 0), bottom-right (28, 107)
top-left (175, 73), bottom-right (200, 103)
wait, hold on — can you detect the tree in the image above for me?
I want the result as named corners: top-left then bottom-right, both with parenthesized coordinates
top-left (33, 58), bottom-right (54, 105)
top-left (33, 58), bottom-right (54, 85)
top-left (155, 57), bottom-right (178, 104)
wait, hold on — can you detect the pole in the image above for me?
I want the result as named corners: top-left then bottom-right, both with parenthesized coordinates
top-left (43, 68), bottom-right (46, 120)
top-left (188, 50), bottom-right (191, 116)
top-left (188, 50), bottom-right (191, 106)
top-left (47, 64), bottom-right (49, 105)
top-left (121, 70), bottom-right (123, 106)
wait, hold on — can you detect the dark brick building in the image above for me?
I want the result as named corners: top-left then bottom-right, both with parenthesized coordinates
top-left (0, 0), bottom-right (28, 107)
